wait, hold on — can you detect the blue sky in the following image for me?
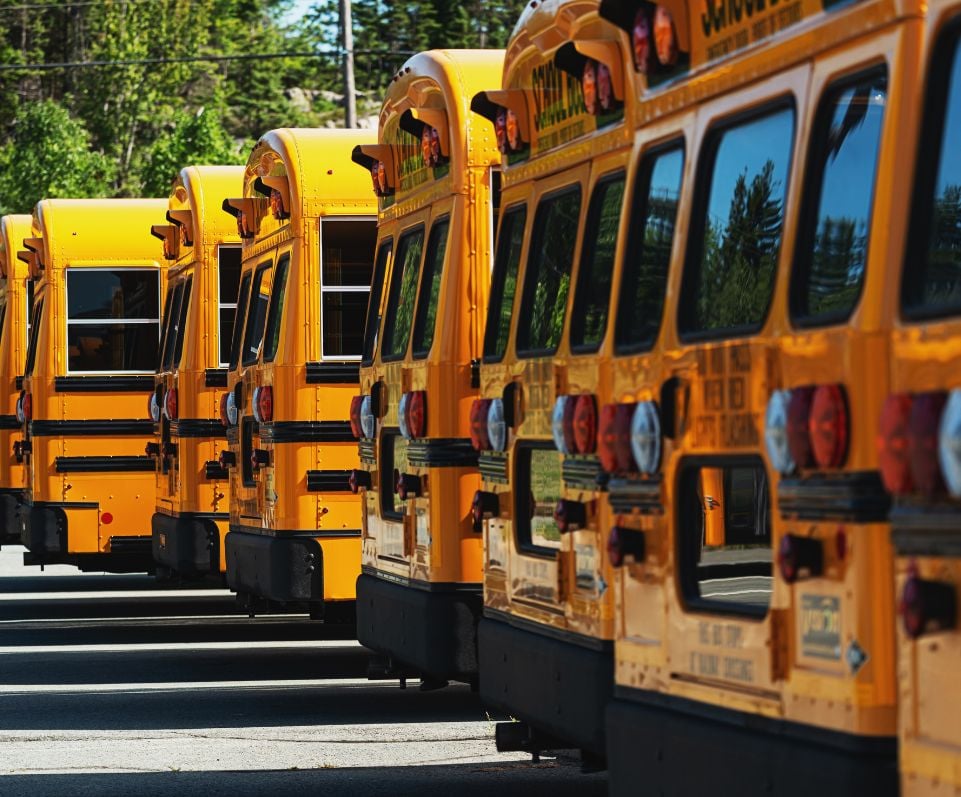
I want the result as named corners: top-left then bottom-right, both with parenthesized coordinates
top-left (283, 0), bottom-right (315, 24)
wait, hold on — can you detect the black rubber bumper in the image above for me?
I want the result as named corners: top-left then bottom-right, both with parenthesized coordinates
top-left (152, 512), bottom-right (222, 576)
top-left (356, 572), bottom-right (481, 682)
top-left (478, 612), bottom-right (612, 756)
top-left (0, 489), bottom-right (24, 545)
top-left (225, 529), bottom-right (323, 604)
top-left (20, 502), bottom-right (67, 554)
top-left (606, 691), bottom-right (898, 797)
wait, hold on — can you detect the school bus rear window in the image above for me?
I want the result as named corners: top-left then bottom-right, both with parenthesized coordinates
top-left (515, 444), bottom-right (562, 554)
top-left (483, 204), bottom-right (526, 362)
top-left (791, 72), bottom-right (887, 325)
top-left (66, 269), bottom-right (160, 372)
top-left (570, 172), bottom-right (626, 352)
top-left (381, 226), bottom-right (425, 360)
top-left (904, 29), bottom-right (961, 317)
top-left (321, 219), bottom-right (376, 359)
top-left (263, 253), bottom-right (290, 362)
top-left (517, 187), bottom-right (581, 356)
top-left (677, 460), bottom-right (772, 616)
top-left (680, 107), bottom-right (794, 337)
top-left (615, 144), bottom-right (683, 353)
top-left (219, 246), bottom-right (241, 366)
top-left (242, 263), bottom-right (272, 366)
top-left (230, 272), bottom-right (252, 369)
top-left (362, 240), bottom-right (392, 366)
top-left (412, 217), bottom-right (451, 358)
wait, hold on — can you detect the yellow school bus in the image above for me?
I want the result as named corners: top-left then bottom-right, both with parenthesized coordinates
top-left (879, 0), bottom-right (961, 791)
top-left (349, 49), bottom-right (503, 689)
top-left (221, 128), bottom-right (376, 620)
top-left (470, 2), bottom-right (637, 760)
top-left (20, 199), bottom-right (167, 572)
top-left (0, 216), bottom-right (33, 544)
top-left (591, 0), bottom-right (920, 793)
top-left (149, 165), bottom-right (243, 579)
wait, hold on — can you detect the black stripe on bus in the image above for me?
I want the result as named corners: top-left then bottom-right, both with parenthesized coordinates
top-left (306, 469), bottom-right (352, 492)
top-left (0, 414), bottom-right (20, 430)
top-left (259, 421), bottom-right (354, 444)
top-left (777, 472), bottom-right (890, 523)
top-left (55, 455), bottom-right (156, 473)
top-left (15, 376), bottom-right (23, 391)
top-left (407, 438), bottom-right (478, 468)
top-left (54, 375), bottom-right (154, 393)
top-left (30, 420), bottom-right (155, 437)
top-left (204, 369), bottom-right (228, 388)
top-left (305, 362), bottom-right (361, 384)
top-left (171, 419), bottom-right (225, 438)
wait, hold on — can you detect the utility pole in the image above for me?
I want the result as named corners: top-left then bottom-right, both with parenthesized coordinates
top-left (340, 0), bottom-right (357, 128)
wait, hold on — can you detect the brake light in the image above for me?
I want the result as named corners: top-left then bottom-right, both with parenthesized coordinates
top-left (608, 526), bottom-right (646, 568)
top-left (786, 387), bottom-right (815, 470)
top-left (253, 385), bottom-right (273, 424)
top-left (901, 571), bottom-right (957, 639)
top-left (809, 384), bottom-right (849, 469)
top-left (219, 394), bottom-right (230, 428)
top-left (909, 391), bottom-right (947, 497)
top-left (406, 390), bottom-right (426, 439)
top-left (598, 403), bottom-right (635, 474)
top-left (877, 394), bottom-right (913, 495)
top-left (777, 533), bottom-right (823, 584)
top-left (764, 390), bottom-right (793, 475)
top-left (630, 401), bottom-right (661, 476)
top-left (163, 388), bottom-right (178, 421)
top-left (21, 392), bottom-right (32, 423)
top-left (349, 396), bottom-right (364, 439)
top-left (470, 398), bottom-right (492, 451)
top-left (572, 394), bottom-right (597, 454)
top-left (939, 389), bottom-right (961, 497)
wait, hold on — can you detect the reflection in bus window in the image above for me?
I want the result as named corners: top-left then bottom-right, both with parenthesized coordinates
top-left (615, 145), bottom-right (683, 352)
top-left (570, 173), bottom-right (626, 351)
top-left (218, 246), bottom-right (242, 366)
top-left (321, 219), bottom-right (376, 358)
top-left (681, 108), bottom-right (794, 336)
top-left (262, 254), bottom-right (290, 362)
top-left (517, 187), bottom-right (581, 355)
top-left (362, 240), bottom-right (392, 365)
top-left (66, 269), bottom-right (160, 372)
top-left (381, 431), bottom-right (409, 519)
top-left (793, 73), bottom-right (887, 322)
top-left (678, 461), bottom-right (772, 615)
top-left (241, 263), bottom-right (272, 366)
top-left (381, 227), bottom-right (425, 359)
top-left (229, 272), bottom-right (252, 369)
top-left (172, 277), bottom-right (193, 368)
top-left (412, 217), bottom-right (451, 358)
top-left (515, 444), bottom-right (562, 552)
top-left (484, 205), bottom-right (526, 361)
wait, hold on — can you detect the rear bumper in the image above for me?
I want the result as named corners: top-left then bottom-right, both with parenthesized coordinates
top-left (152, 512), bottom-right (225, 576)
top-left (225, 528), bottom-right (324, 605)
top-left (478, 611), bottom-right (612, 756)
top-left (356, 572), bottom-right (481, 682)
top-left (0, 488), bottom-right (23, 545)
top-left (606, 690), bottom-right (897, 797)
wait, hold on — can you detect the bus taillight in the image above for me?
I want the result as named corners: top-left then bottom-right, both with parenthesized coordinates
top-left (470, 398), bottom-right (492, 451)
top-left (786, 387), bottom-right (816, 471)
top-left (21, 392), bottom-right (32, 423)
top-left (149, 391), bottom-right (162, 423)
top-left (252, 386), bottom-right (273, 424)
top-left (163, 388), bottom-right (178, 421)
top-left (399, 390), bottom-right (427, 440)
top-left (360, 395), bottom-right (375, 439)
top-left (598, 402), bottom-right (635, 474)
top-left (909, 392), bottom-right (947, 496)
top-left (551, 396), bottom-right (577, 455)
top-left (219, 394), bottom-right (230, 428)
top-left (809, 384), bottom-right (849, 469)
top-left (630, 400), bottom-right (661, 476)
top-left (349, 395), bottom-right (365, 439)
top-left (901, 571), bottom-right (957, 639)
top-left (572, 394), bottom-right (597, 454)
top-left (940, 390), bottom-right (961, 496)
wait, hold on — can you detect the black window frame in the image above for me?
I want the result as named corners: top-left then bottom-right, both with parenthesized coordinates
top-left (160, 281), bottom-right (185, 371)
top-left (230, 271), bottom-right (253, 370)
top-left (362, 239), bottom-right (392, 367)
top-left (789, 65), bottom-right (888, 329)
top-left (677, 98), bottom-right (796, 343)
top-left (513, 440), bottom-right (563, 559)
top-left (482, 202), bottom-right (528, 364)
top-left (172, 276), bottom-right (193, 369)
top-left (241, 260), bottom-right (272, 367)
top-left (262, 252), bottom-right (291, 363)
top-left (411, 215), bottom-right (451, 360)
top-left (380, 224), bottom-right (426, 363)
top-left (24, 297), bottom-right (43, 377)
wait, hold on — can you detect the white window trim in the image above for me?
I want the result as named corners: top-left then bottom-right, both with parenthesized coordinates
top-left (318, 216), bottom-right (375, 361)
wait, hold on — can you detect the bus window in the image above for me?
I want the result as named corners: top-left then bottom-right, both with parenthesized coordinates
top-left (66, 269), bottom-right (160, 372)
top-left (24, 299), bottom-right (42, 377)
top-left (241, 262), bottom-right (272, 366)
top-left (172, 277), bottom-right (192, 368)
top-left (570, 172), bottom-right (626, 352)
top-left (230, 272), bottom-right (252, 370)
top-left (380, 226), bottom-right (425, 360)
top-left (380, 431), bottom-right (409, 520)
top-left (25, 278), bottom-right (34, 350)
top-left (792, 71), bottom-right (887, 324)
top-left (262, 253), bottom-right (290, 362)
top-left (218, 246), bottom-right (242, 366)
top-left (321, 219), bottom-right (376, 359)
top-left (483, 204), bottom-right (526, 362)
top-left (904, 31), bottom-right (961, 317)
top-left (680, 107), bottom-right (794, 337)
top-left (516, 186), bottom-right (581, 356)
top-left (362, 240), bottom-right (392, 366)
top-left (161, 282), bottom-right (185, 371)
top-left (677, 460), bottom-right (772, 616)
top-left (411, 217), bottom-right (451, 358)
top-left (514, 444), bottom-right (563, 553)
top-left (614, 144), bottom-right (684, 353)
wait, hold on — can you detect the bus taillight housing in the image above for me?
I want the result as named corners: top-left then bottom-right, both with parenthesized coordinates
top-left (163, 388), bottom-right (178, 421)
top-left (399, 390), bottom-right (427, 440)
top-left (765, 385), bottom-right (848, 475)
top-left (470, 398), bottom-right (492, 451)
top-left (252, 386), bottom-right (273, 424)
top-left (598, 402), bottom-right (635, 474)
top-left (349, 395), bottom-right (364, 439)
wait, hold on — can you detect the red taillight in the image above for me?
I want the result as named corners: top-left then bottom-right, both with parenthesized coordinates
top-left (219, 394), bottom-right (230, 428)
top-left (406, 390), bottom-right (427, 439)
top-left (786, 387), bottom-right (815, 470)
top-left (470, 398), bottom-right (492, 451)
top-left (101, 512), bottom-right (113, 525)
top-left (877, 394), bottom-right (913, 495)
top-left (22, 392), bottom-right (32, 423)
top-left (256, 386), bottom-right (273, 424)
top-left (349, 395), bottom-right (364, 439)
top-left (809, 384), bottom-right (848, 469)
top-left (908, 392), bottom-right (947, 497)
top-left (572, 394), bottom-right (597, 454)
top-left (901, 571), bottom-right (957, 639)
top-left (598, 403), bottom-right (635, 473)
top-left (164, 388), bottom-right (178, 421)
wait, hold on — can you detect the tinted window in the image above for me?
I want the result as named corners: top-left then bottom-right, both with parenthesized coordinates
top-left (218, 246), bottom-right (242, 366)
top-left (25, 278), bottom-right (34, 351)
top-left (680, 107), bottom-right (794, 336)
top-left (615, 145), bottom-right (684, 352)
top-left (67, 269), bottom-right (160, 373)
top-left (322, 219), bottom-right (376, 358)
top-left (483, 204), bottom-right (526, 361)
top-left (570, 173), bottom-right (626, 351)
top-left (904, 31), bottom-right (961, 316)
top-left (381, 227), bottom-right (425, 359)
top-left (677, 461), bottom-right (772, 617)
top-left (411, 218), bottom-right (450, 358)
top-left (517, 187), bottom-right (581, 355)
top-left (263, 254), bottom-right (290, 362)
top-left (362, 240), bottom-right (392, 366)
top-left (172, 277), bottom-right (192, 367)
top-left (792, 73), bottom-right (887, 323)
top-left (230, 272), bottom-right (252, 369)
top-left (24, 298), bottom-right (42, 377)
top-left (515, 444), bottom-right (562, 553)
top-left (160, 282), bottom-right (184, 370)
top-left (242, 263), bottom-right (271, 366)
